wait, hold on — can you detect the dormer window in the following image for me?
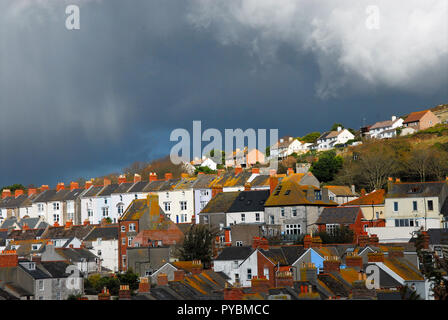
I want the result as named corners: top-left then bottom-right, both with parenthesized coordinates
top-left (314, 190), bottom-right (322, 200)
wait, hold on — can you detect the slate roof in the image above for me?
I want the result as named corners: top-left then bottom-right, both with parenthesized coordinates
top-left (32, 190), bottom-right (58, 203)
top-left (111, 182), bottom-right (134, 194)
top-left (84, 225), bottom-right (119, 241)
top-left (62, 188), bottom-right (85, 201)
top-left (386, 181), bottom-right (446, 198)
top-left (382, 257), bottom-right (424, 281)
top-left (210, 171), bottom-right (253, 188)
top-left (343, 189), bottom-right (385, 206)
top-left (318, 130), bottom-right (343, 141)
top-left (40, 261), bottom-right (72, 278)
top-left (369, 118), bottom-right (401, 130)
top-left (227, 190), bottom-right (270, 213)
top-left (192, 174), bottom-right (217, 189)
top-left (82, 186), bottom-right (104, 198)
top-left (317, 273), bottom-right (351, 297)
top-left (128, 181), bottom-right (150, 193)
top-left (426, 228), bottom-right (448, 245)
top-left (440, 198), bottom-right (448, 217)
top-left (42, 224), bottom-right (94, 240)
top-left (259, 248), bottom-right (289, 265)
top-left (7, 229), bottom-right (46, 241)
top-left (200, 191), bottom-right (240, 214)
top-left (97, 184), bottom-right (120, 197)
top-left (18, 263), bottom-right (51, 280)
top-left (50, 190), bottom-right (72, 201)
top-left (215, 246), bottom-right (254, 261)
top-left (0, 218), bottom-right (19, 229)
top-left (316, 206), bottom-right (362, 225)
top-left (0, 194), bottom-right (31, 208)
top-left (173, 178), bottom-right (197, 190)
top-left (55, 248), bottom-right (98, 262)
top-left (249, 175), bottom-right (270, 188)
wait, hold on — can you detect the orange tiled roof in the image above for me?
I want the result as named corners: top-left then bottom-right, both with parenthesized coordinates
top-left (343, 189), bottom-right (385, 206)
top-left (403, 110), bottom-right (430, 123)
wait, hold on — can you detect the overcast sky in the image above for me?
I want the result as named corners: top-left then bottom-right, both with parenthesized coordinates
top-left (0, 0), bottom-right (447, 187)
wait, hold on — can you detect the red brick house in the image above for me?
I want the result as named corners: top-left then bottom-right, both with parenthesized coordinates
top-left (118, 194), bottom-right (184, 271)
top-left (315, 206), bottom-right (366, 242)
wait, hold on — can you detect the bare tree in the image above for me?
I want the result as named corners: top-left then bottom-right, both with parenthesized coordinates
top-left (357, 144), bottom-right (398, 190)
top-left (405, 146), bottom-right (433, 182)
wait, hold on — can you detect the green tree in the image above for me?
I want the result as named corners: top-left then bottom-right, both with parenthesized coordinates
top-left (265, 146), bottom-right (270, 157)
top-left (1, 184), bottom-right (26, 193)
top-left (310, 150), bottom-right (343, 182)
top-left (195, 166), bottom-right (217, 174)
top-left (315, 226), bottom-right (354, 244)
top-left (300, 132), bottom-right (321, 144)
top-left (179, 224), bottom-right (216, 269)
top-left (330, 123), bottom-right (344, 131)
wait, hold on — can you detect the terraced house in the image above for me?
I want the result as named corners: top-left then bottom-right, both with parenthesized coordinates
top-left (264, 174), bottom-right (338, 238)
top-left (118, 194), bottom-right (183, 271)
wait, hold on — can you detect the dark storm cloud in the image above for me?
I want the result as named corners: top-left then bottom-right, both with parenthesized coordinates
top-left (0, 0), bottom-right (446, 187)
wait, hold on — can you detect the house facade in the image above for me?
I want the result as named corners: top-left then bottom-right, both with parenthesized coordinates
top-left (314, 127), bottom-right (355, 150)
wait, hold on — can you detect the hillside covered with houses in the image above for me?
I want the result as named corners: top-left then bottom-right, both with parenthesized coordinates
top-left (0, 104), bottom-right (447, 300)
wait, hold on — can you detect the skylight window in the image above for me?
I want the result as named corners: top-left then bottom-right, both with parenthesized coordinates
top-left (284, 190), bottom-right (291, 195)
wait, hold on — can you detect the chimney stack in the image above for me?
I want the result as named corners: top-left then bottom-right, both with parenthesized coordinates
top-left (269, 176), bottom-right (278, 194)
top-left (250, 276), bottom-right (270, 293)
top-left (14, 189), bottom-right (24, 198)
top-left (303, 235), bottom-right (312, 249)
top-left (85, 181), bottom-right (93, 189)
top-left (358, 235), bottom-right (370, 247)
top-left (98, 287), bottom-right (111, 300)
top-left (1, 189), bottom-right (11, 199)
top-left (70, 182), bottom-right (79, 191)
top-left (56, 183), bottom-right (65, 191)
top-left (27, 188), bottom-right (37, 197)
top-left (104, 178), bottom-right (111, 186)
top-left (83, 219), bottom-right (90, 226)
top-left (133, 174), bottom-right (141, 183)
top-left (368, 234), bottom-right (379, 247)
top-left (65, 220), bottom-right (73, 229)
top-left (181, 173), bottom-right (189, 178)
top-left (164, 173), bottom-right (173, 181)
top-left (367, 252), bottom-right (384, 263)
top-left (234, 166), bottom-right (243, 175)
top-left (173, 270), bottom-right (185, 281)
top-left (252, 237), bottom-right (269, 250)
top-left (118, 175), bottom-right (127, 184)
top-left (287, 168), bottom-right (294, 176)
top-left (323, 256), bottom-right (341, 273)
top-left (387, 177), bottom-right (394, 191)
top-left (149, 172), bottom-right (158, 182)
top-left (251, 168), bottom-right (260, 174)
top-left (345, 253), bottom-right (363, 269)
top-left (118, 284), bottom-right (131, 300)
top-left (138, 277), bottom-right (151, 293)
top-left (269, 169), bottom-right (277, 176)
top-left (212, 184), bottom-right (223, 198)
top-left (40, 185), bottom-right (49, 191)
top-left (157, 273), bottom-right (168, 286)
top-left (217, 169), bottom-right (225, 176)
top-left (0, 250), bottom-right (18, 268)
top-left (244, 183), bottom-right (251, 191)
